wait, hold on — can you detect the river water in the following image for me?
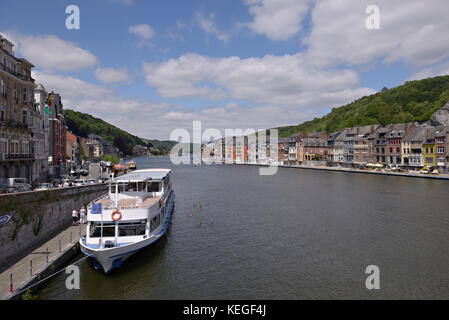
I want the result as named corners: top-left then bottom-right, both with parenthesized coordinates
top-left (37, 156), bottom-right (449, 299)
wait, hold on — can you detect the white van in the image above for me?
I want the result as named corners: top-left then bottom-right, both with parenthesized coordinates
top-left (0, 178), bottom-right (32, 192)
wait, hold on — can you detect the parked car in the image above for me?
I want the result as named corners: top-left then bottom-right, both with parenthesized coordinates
top-left (73, 179), bottom-right (84, 186)
top-left (35, 183), bottom-right (53, 191)
top-left (0, 186), bottom-right (16, 194)
top-left (0, 178), bottom-right (32, 193)
top-left (15, 185), bottom-right (32, 193)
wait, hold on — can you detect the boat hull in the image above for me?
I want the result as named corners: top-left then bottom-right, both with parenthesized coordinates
top-left (80, 190), bottom-right (175, 273)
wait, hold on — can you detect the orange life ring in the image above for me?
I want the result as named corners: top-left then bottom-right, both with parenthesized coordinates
top-left (168, 184), bottom-right (171, 190)
top-left (112, 210), bottom-right (122, 221)
top-left (159, 199), bottom-right (162, 207)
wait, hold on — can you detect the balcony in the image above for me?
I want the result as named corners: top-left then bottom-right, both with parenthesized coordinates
top-left (1, 153), bottom-right (35, 161)
top-left (0, 119), bottom-right (30, 130)
top-left (0, 62), bottom-right (34, 83)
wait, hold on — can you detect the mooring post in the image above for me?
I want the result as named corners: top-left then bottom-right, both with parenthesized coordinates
top-left (79, 224), bottom-right (81, 237)
top-left (46, 247), bottom-right (49, 263)
top-left (10, 274), bottom-right (13, 293)
top-left (70, 231), bottom-right (72, 244)
top-left (30, 260), bottom-right (32, 277)
top-left (59, 239), bottom-right (61, 253)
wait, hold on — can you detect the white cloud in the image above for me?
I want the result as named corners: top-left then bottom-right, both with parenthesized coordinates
top-left (195, 12), bottom-right (230, 43)
top-left (95, 67), bottom-right (130, 84)
top-left (128, 24), bottom-right (155, 40)
top-left (242, 0), bottom-right (311, 41)
top-left (408, 61), bottom-right (449, 81)
top-left (303, 0), bottom-right (449, 68)
top-left (32, 70), bottom-right (335, 140)
top-left (33, 71), bottom-right (113, 101)
top-left (143, 52), bottom-right (375, 108)
top-left (0, 31), bottom-right (97, 72)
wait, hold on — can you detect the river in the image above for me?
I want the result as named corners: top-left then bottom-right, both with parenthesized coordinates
top-left (36, 156), bottom-right (449, 299)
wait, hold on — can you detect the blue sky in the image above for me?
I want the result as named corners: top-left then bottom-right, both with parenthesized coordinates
top-left (1, 0), bottom-right (449, 139)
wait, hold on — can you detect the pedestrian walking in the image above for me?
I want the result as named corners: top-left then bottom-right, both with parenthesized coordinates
top-left (79, 206), bottom-right (86, 224)
top-left (72, 208), bottom-right (79, 225)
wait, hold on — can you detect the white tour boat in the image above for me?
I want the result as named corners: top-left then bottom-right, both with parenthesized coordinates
top-left (79, 168), bottom-right (175, 273)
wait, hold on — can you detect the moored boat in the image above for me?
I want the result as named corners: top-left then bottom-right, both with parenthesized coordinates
top-left (79, 168), bottom-right (175, 273)
top-left (126, 161), bottom-right (137, 171)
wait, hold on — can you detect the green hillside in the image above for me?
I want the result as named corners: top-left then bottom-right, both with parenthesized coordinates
top-left (65, 109), bottom-right (175, 155)
top-left (276, 75), bottom-right (449, 137)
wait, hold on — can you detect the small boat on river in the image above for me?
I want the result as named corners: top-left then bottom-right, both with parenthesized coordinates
top-left (79, 168), bottom-right (175, 273)
top-left (126, 161), bottom-right (137, 171)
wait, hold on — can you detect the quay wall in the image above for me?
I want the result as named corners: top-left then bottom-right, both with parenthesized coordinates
top-left (232, 162), bottom-right (449, 180)
top-left (0, 184), bottom-right (108, 272)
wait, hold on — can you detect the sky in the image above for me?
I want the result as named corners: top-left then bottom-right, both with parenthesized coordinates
top-left (1, 0), bottom-right (449, 140)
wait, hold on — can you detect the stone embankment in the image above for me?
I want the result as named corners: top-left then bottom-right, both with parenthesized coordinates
top-left (0, 184), bottom-right (108, 273)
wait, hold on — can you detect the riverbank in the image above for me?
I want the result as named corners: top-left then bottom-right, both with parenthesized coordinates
top-left (232, 162), bottom-right (449, 180)
top-left (0, 224), bottom-right (86, 300)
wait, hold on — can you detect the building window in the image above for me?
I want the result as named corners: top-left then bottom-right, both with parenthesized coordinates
top-left (438, 147), bottom-right (444, 153)
top-left (23, 88), bottom-right (27, 102)
top-left (13, 86), bottom-right (17, 104)
top-left (0, 105), bottom-right (4, 122)
top-left (22, 110), bottom-right (27, 124)
top-left (0, 79), bottom-right (5, 98)
top-left (426, 157), bottom-right (433, 164)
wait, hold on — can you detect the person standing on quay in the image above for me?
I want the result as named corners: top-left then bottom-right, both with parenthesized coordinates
top-left (72, 208), bottom-right (79, 225)
top-left (79, 206), bottom-right (86, 224)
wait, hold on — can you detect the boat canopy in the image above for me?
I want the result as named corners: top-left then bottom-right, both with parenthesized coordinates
top-left (113, 169), bottom-right (171, 182)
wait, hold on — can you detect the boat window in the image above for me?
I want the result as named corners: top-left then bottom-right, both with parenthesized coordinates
top-left (90, 224), bottom-right (116, 238)
top-left (150, 215), bottom-right (160, 232)
top-left (147, 182), bottom-right (161, 192)
top-left (118, 223), bottom-right (146, 236)
top-left (125, 182), bottom-right (138, 192)
top-left (137, 182), bottom-right (144, 192)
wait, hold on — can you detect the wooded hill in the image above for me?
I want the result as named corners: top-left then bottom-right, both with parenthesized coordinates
top-left (276, 75), bottom-right (449, 137)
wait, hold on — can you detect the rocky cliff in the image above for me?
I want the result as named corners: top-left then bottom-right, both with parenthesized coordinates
top-left (430, 101), bottom-right (449, 126)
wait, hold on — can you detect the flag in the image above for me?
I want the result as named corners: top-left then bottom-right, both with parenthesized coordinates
top-left (91, 203), bottom-right (102, 214)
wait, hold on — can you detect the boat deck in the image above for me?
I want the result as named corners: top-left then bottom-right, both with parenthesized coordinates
top-left (94, 196), bottom-right (160, 209)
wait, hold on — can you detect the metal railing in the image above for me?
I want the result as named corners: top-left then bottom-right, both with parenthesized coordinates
top-left (2, 224), bottom-right (86, 300)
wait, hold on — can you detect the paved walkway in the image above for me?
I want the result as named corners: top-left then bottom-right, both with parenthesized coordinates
top-left (0, 224), bottom-right (86, 300)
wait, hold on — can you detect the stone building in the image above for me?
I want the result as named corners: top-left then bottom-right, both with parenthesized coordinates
top-left (47, 92), bottom-right (67, 177)
top-left (0, 34), bottom-right (37, 182)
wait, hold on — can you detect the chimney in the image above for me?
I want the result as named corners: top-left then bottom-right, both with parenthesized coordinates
top-left (370, 126), bottom-right (374, 134)
top-left (405, 123), bottom-right (408, 131)
top-left (389, 124), bottom-right (394, 131)
top-left (426, 129), bottom-right (431, 138)
top-left (356, 127), bottom-right (360, 135)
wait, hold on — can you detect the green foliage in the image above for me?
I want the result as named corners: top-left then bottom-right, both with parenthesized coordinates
top-left (104, 154), bottom-right (119, 164)
top-left (65, 109), bottom-right (146, 155)
top-left (276, 75), bottom-right (449, 137)
top-left (11, 209), bottom-right (31, 241)
top-left (21, 289), bottom-right (33, 300)
top-left (65, 109), bottom-right (177, 155)
top-left (33, 213), bottom-right (44, 236)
